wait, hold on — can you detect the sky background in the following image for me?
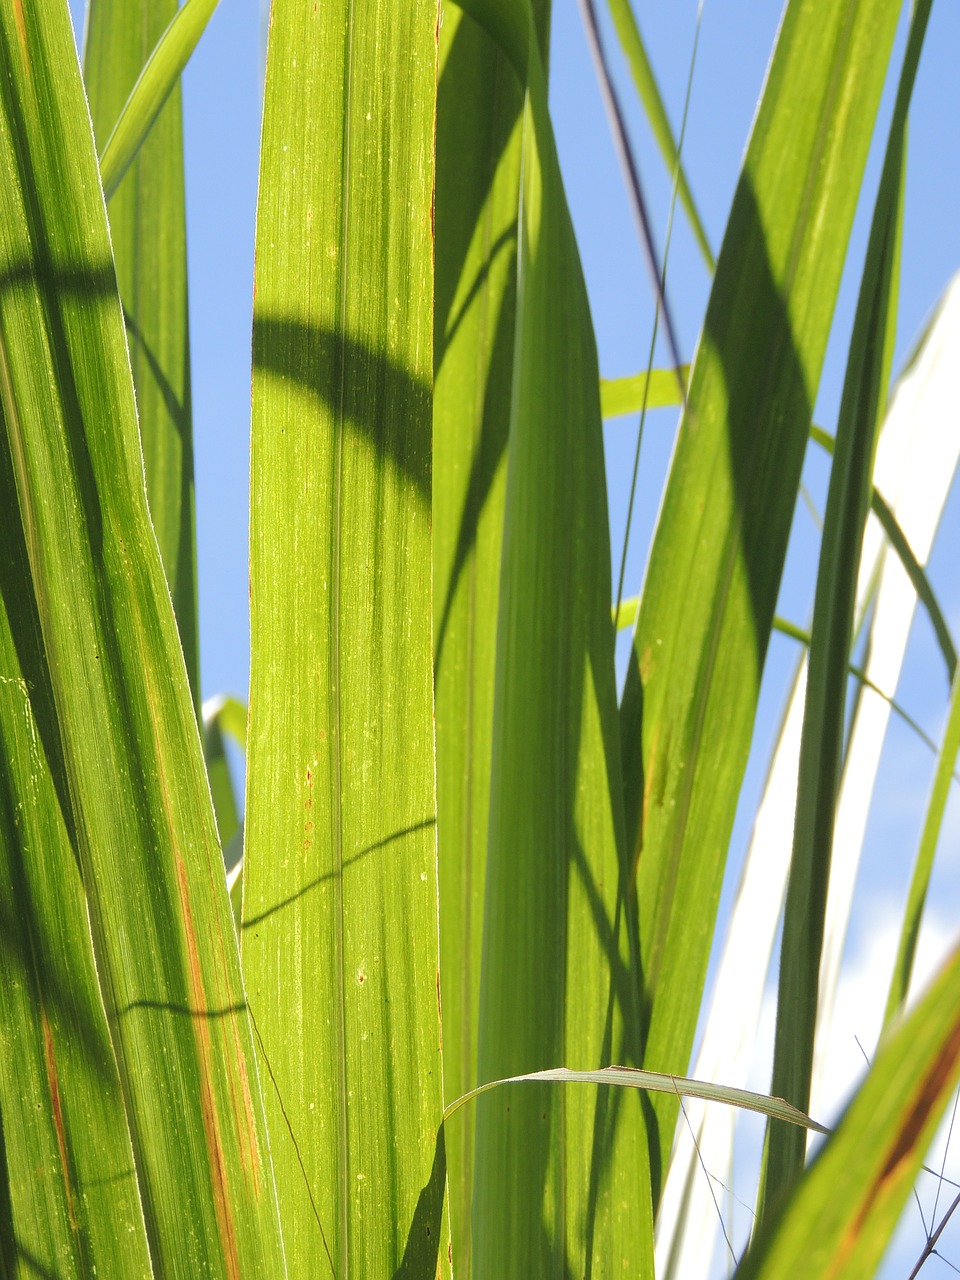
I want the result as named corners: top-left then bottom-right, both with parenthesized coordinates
top-left (66, 1), bottom-right (960, 1274)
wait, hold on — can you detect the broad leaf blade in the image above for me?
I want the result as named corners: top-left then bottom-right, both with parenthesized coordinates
top-left (244, 1), bottom-right (444, 1274)
top-left (471, 22), bottom-right (655, 1276)
top-left (85, 0), bottom-right (200, 707)
top-left (0, 3), bottom-right (285, 1272)
top-left (619, 0), bottom-right (901, 1197)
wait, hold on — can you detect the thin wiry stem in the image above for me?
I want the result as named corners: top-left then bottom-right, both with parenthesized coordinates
top-left (583, 0), bottom-right (706, 630)
top-left (908, 1187), bottom-right (960, 1280)
top-left (576, 0), bottom-right (688, 396)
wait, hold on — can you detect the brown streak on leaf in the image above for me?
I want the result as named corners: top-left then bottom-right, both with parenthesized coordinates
top-left (830, 1015), bottom-right (960, 1276)
top-left (207, 857), bottom-right (262, 1199)
top-left (176, 855), bottom-right (242, 1280)
top-left (41, 1008), bottom-right (78, 1235)
top-left (878, 1020), bottom-right (960, 1183)
top-left (12, 0), bottom-right (26, 59)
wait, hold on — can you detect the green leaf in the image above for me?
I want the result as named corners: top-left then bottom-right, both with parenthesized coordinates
top-left (883, 663), bottom-right (960, 1028)
top-left (203, 697), bottom-right (242, 855)
top-left (0, 522), bottom-right (152, 1276)
top-left (600, 364), bottom-right (687, 417)
top-left (759, 0), bottom-right (928, 1215)
top-left (603, 0), bottom-right (714, 270)
top-left (98, 0), bottom-right (221, 203)
top-left (433, 5), bottom-right (531, 1270)
top-left (468, 13), bottom-right (655, 1276)
top-left (0, 2), bottom-right (285, 1272)
top-left (204, 693), bottom-right (248, 751)
top-left (450, 1065), bottom-right (827, 1134)
top-left (243, 1), bottom-right (444, 1274)
top-left (810, 427), bottom-right (958, 685)
top-left (85, 0), bottom-right (200, 709)
top-left (618, 0), bottom-right (902, 1202)
top-left (736, 943), bottom-right (960, 1278)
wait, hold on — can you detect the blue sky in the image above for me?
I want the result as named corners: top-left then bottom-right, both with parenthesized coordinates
top-left (66, 1), bottom-right (960, 1274)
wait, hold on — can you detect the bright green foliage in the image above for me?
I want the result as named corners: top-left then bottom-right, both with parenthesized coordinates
top-left (97, 0), bottom-right (221, 203)
top-left (740, 942), bottom-right (960, 1278)
top-left (0, 551), bottom-right (152, 1276)
top-left (1, 0), bottom-right (958, 1275)
top-left (760, 0), bottom-right (930, 1217)
top-left (600, 365), bottom-right (687, 417)
top-left (884, 662), bottom-right (960, 1029)
top-left (0, 1), bottom-right (285, 1274)
top-left (603, 0), bottom-right (714, 269)
top-left (242, 1), bottom-right (444, 1274)
top-left (84, 0), bottom-right (200, 706)
top-left (470, 19), bottom-right (654, 1276)
top-left (619, 0), bottom-right (901, 1199)
top-left (433, 7), bottom-right (527, 1271)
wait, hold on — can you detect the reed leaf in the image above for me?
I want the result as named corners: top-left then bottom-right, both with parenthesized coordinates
top-left (243, 1), bottom-right (445, 1273)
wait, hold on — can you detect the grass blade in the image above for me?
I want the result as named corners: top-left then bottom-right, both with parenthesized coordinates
top-left (811, 424), bottom-right (958, 685)
top-left (203, 696), bottom-right (242, 855)
top-left (0, 522), bottom-right (152, 1275)
top-left (98, 0), bottom-right (221, 202)
top-left (617, 0), bottom-right (901, 1201)
top-left (452, 1065), bottom-right (827, 1133)
top-left (243, 1), bottom-right (444, 1273)
top-left (600, 364), bottom-right (687, 417)
top-left (883, 665), bottom-right (960, 1027)
top-left (603, 0), bottom-right (714, 271)
top-left (433, 3), bottom-right (547, 1267)
top-left (760, 3), bottom-right (930, 1213)
top-left (0, 1), bottom-right (285, 1271)
top-left (807, 274), bottom-right (960, 1128)
top-left (654, 658), bottom-right (807, 1278)
top-left (736, 943), bottom-right (960, 1278)
top-left (85, 0), bottom-right (200, 707)
top-left (469, 14), bottom-right (655, 1274)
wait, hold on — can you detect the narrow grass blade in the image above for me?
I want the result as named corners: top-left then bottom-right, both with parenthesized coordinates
top-left (811, 424), bottom-right (957, 684)
top-left (98, 0), bottom-right (221, 202)
top-left (0, 534), bottom-right (152, 1275)
top-left (452, 1065), bottom-right (827, 1133)
top-left (203, 693), bottom-right (247, 751)
top-left (203, 697), bottom-right (241, 855)
top-left (656, 272), bottom-right (960, 1269)
top-left (0, 2), bottom-right (285, 1272)
top-left (434, 4), bottom-right (545, 1268)
top-left (807, 276), bottom-right (960, 1129)
top-left (761, 6), bottom-right (931, 1213)
top-left (600, 365), bottom-right (687, 417)
top-left (735, 943), bottom-right (960, 1279)
top-left (470, 16), bottom-right (654, 1275)
top-left (609, 394), bottom-right (955, 677)
top-left (85, 0), bottom-right (200, 708)
top-left (244, 2), bottom-right (444, 1274)
top-left (620, 602), bottom-right (942, 755)
top-left (603, 0), bottom-right (714, 270)
top-left (617, 0), bottom-right (901, 1200)
top-left (654, 659), bottom-right (807, 1279)
top-left (883, 666), bottom-right (960, 1029)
